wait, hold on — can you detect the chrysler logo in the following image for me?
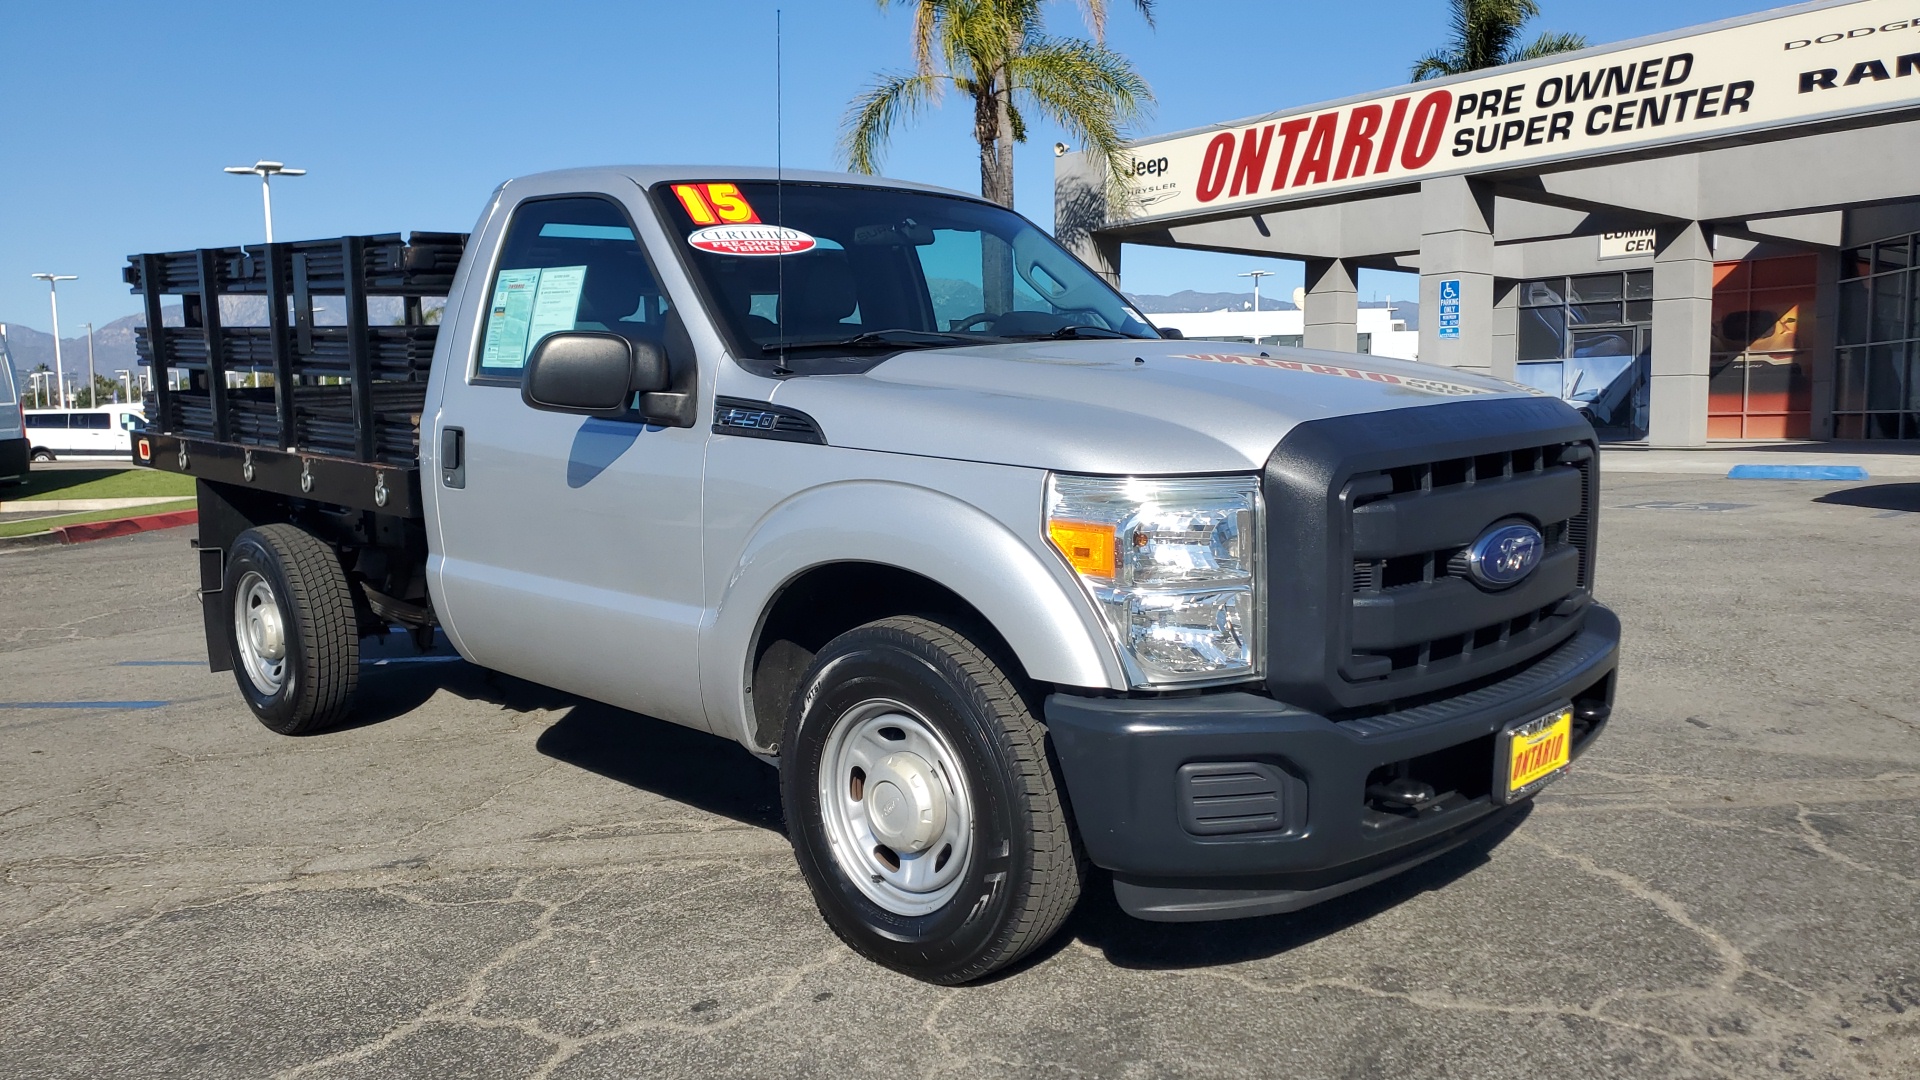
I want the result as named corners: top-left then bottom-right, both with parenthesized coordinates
top-left (1464, 522), bottom-right (1544, 589)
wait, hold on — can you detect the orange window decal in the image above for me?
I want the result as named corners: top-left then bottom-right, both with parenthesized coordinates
top-left (671, 183), bottom-right (760, 225)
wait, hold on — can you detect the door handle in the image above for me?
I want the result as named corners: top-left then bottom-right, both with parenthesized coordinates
top-left (441, 426), bottom-right (465, 489)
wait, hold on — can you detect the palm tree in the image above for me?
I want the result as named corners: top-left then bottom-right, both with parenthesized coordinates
top-left (841, 0), bottom-right (1154, 212)
top-left (1412, 0), bottom-right (1587, 81)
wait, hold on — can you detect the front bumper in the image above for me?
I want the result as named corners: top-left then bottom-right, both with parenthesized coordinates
top-left (1044, 604), bottom-right (1619, 922)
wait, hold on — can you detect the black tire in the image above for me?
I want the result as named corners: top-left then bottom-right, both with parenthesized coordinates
top-left (223, 524), bottom-right (359, 735)
top-left (30, 449), bottom-right (54, 462)
top-left (781, 616), bottom-right (1082, 984)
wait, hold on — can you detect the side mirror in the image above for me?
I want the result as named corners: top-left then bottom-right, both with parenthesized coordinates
top-left (521, 332), bottom-right (670, 419)
top-left (1159, 326), bottom-right (1184, 339)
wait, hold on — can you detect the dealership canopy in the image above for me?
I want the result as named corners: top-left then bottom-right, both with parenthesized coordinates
top-left (1057, 0), bottom-right (1920, 445)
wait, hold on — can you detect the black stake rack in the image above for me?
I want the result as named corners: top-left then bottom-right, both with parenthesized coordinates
top-left (124, 232), bottom-right (466, 518)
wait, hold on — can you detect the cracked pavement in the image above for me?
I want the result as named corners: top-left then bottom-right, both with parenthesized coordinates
top-left (1, 472), bottom-right (1917, 1078)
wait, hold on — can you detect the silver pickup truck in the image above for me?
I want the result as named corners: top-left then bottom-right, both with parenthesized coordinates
top-left (129, 166), bottom-right (1618, 984)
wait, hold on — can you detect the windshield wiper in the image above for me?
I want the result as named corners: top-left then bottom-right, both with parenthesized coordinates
top-left (763, 328), bottom-right (984, 353)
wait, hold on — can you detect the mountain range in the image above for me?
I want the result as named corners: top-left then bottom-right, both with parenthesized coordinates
top-left (2, 297), bottom-right (431, 385)
top-left (1126, 291), bottom-right (1420, 330)
top-left (3, 294), bottom-right (1420, 381)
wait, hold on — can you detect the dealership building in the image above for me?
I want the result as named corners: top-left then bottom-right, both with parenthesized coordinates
top-left (1056, 0), bottom-right (1920, 443)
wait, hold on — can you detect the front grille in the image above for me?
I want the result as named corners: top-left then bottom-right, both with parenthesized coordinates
top-left (1263, 396), bottom-right (1598, 715)
top-left (1346, 442), bottom-right (1592, 686)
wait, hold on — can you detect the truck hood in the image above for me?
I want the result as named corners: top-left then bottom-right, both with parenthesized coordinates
top-left (767, 340), bottom-right (1544, 474)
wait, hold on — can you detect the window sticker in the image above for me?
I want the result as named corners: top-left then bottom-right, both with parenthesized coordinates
top-left (526, 265), bottom-right (587, 348)
top-left (672, 183), bottom-right (760, 225)
top-left (480, 265), bottom-right (589, 370)
top-left (687, 224), bottom-right (817, 256)
top-left (481, 269), bottom-right (541, 369)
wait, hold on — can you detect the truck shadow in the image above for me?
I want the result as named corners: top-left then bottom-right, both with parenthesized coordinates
top-left (1026, 806), bottom-right (1534, 977)
top-left (349, 657), bottom-right (1527, 975)
top-left (1813, 482), bottom-right (1920, 513)
top-left (348, 656), bottom-right (785, 832)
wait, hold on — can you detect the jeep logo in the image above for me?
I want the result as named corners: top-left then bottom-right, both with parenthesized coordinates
top-left (1132, 156), bottom-right (1170, 177)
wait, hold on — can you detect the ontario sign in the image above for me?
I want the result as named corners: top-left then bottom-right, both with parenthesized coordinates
top-left (1117, 0), bottom-right (1920, 223)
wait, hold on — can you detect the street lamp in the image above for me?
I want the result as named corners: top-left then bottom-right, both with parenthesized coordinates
top-left (82, 321), bottom-right (96, 408)
top-left (223, 160), bottom-right (306, 243)
top-left (31, 273), bottom-right (76, 408)
top-left (1238, 269), bottom-right (1274, 314)
top-left (115, 369), bottom-right (132, 404)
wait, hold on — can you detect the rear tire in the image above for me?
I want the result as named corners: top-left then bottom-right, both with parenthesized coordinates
top-left (30, 449), bottom-right (54, 462)
top-left (223, 524), bottom-right (359, 735)
top-left (781, 616), bottom-right (1082, 984)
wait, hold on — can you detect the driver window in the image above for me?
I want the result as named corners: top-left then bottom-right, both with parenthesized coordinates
top-left (474, 196), bottom-right (667, 383)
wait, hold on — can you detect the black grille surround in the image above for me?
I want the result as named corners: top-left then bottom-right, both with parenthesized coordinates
top-left (1264, 396), bottom-right (1598, 716)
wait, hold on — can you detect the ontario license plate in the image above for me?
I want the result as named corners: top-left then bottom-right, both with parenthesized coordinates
top-left (1498, 707), bottom-right (1573, 801)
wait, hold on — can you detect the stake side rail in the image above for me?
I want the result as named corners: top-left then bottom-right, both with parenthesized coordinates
top-left (123, 231), bottom-right (466, 517)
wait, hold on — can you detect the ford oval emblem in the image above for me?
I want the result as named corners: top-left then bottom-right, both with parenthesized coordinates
top-left (1464, 522), bottom-right (1544, 589)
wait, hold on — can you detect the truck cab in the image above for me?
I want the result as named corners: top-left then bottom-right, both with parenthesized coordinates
top-left (130, 166), bottom-right (1618, 985)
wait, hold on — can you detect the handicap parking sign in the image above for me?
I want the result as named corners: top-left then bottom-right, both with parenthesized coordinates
top-left (1438, 278), bottom-right (1462, 339)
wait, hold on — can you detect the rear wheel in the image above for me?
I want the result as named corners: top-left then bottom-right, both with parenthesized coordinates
top-left (781, 616), bottom-right (1082, 984)
top-left (223, 524), bottom-right (359, 734)
top-left (30, 448), bottom-right (54, 462)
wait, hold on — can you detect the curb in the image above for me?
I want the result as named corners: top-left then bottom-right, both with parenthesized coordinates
top-left (0, 509), bottom-right (198, 550)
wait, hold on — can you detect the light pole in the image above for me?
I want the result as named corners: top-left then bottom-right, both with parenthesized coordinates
top-left (115, 370), bottom-right (132, 404)
top-left (82, 321), bottom-right (96, 408)
top-left (31, 273), bottom-right (77, 408)
top-left (1238, 269), bottom-right (1274, 314)
top-left (224, 160), bottom-right (306, 243)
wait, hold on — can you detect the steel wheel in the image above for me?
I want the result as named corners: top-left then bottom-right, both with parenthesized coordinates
top-left (233, 570), bottom-right (288, 696)
top-left (816, 698), bottom-right (975, 917)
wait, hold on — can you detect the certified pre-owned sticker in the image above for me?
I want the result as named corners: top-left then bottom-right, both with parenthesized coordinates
top-left (687, 224), bottom-right (817, 256)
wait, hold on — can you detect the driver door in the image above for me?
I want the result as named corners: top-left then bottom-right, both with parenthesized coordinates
top-left (429, 189), bottom-right (710, 730)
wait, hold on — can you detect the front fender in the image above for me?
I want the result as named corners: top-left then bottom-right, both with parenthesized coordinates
top-left (699, 479), bottom-right (1125, 748)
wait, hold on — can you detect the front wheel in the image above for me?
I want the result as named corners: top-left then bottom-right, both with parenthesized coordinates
top-left (781, 616), bottom-right (1082, 984)
top-left (30, 448), bottom-right (54, 462)
top-left (223, 524), bottom-right (360, 735)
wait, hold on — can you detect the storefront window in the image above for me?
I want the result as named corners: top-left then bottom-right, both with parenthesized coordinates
top-left (1515, 269), bottom-right (1651, 441)
top-left (1835, 235), bottom-right (1920, 439)
top-left (1708, 254), bottom-right (1816, 439)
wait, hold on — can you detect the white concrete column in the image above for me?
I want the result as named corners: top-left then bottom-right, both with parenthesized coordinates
top-left (1809, 250), bottom-right (1840, 440)
top-left (1303, 258), bottom-right (1357, 352)
top-left (1053, 150), bottom-right (1122, 287)
top-left (1418, 176), bottom-right (1496, 372)
top-left (1491, 279), bottom-right (1519, 381)
top-left (1649, 221), bottom-right (1714, 446)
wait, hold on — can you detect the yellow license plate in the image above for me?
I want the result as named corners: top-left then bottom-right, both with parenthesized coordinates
top-left (1504, 708), bottom-right (1573, 797)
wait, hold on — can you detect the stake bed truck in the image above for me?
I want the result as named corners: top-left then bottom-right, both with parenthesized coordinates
top-left (129, 166), bottom-right (1619, 984)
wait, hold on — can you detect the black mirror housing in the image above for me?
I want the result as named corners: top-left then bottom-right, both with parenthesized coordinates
top-left (1159, 326), bottom-right (1184, 340)
top-left (521, 332), bottom-right (669, 419)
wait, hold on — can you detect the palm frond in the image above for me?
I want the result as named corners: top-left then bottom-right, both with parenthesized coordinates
top-left (1506, 29), bottom-right (1588, 63)
top-left (1411, 48), bottom-right (1464, 82)
top-left (839, 70), bottom-right (948, 174)
top-left (1010, 35), bottom-right (1153, 212)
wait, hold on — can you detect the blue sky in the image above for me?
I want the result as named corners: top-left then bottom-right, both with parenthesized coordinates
top-left (0, 0), bottom-right (1770, 331)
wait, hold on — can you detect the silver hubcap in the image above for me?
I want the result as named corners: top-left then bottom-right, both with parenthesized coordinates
top-left (817, 699), bottom-right (973, 916)
top-left (233, 570), bottom-right (288, 696)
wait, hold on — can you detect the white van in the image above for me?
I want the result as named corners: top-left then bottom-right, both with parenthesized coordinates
top-left (22, 405), bottom-right (146, 461)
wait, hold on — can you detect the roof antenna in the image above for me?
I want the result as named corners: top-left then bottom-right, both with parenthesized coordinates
top-left (772, 8), bottom-right (792, 376)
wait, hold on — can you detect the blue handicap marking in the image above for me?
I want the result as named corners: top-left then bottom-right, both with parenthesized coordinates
top-left (1439, 279), bottom-right (1461, 302)
top-left (1726, 464), bottom-right (1868, 481)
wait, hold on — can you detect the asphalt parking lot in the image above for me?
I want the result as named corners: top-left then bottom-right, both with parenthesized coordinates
top-left (2, 470), bottom-right (1917, 1079)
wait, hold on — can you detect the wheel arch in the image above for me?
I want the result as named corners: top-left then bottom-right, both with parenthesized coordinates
top-left (702, 481), bottom-right (1123, 752)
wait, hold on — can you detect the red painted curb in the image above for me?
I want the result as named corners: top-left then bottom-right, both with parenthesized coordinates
top-left (55, 509), bottom-right (199, 544)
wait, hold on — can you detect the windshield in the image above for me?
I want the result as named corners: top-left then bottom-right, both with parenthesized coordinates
top-left (652, 181), bottom-right (1157, 368)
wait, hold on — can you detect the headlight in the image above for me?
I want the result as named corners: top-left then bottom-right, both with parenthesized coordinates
top-left (1045, 474), bottom-right (1263, 687)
